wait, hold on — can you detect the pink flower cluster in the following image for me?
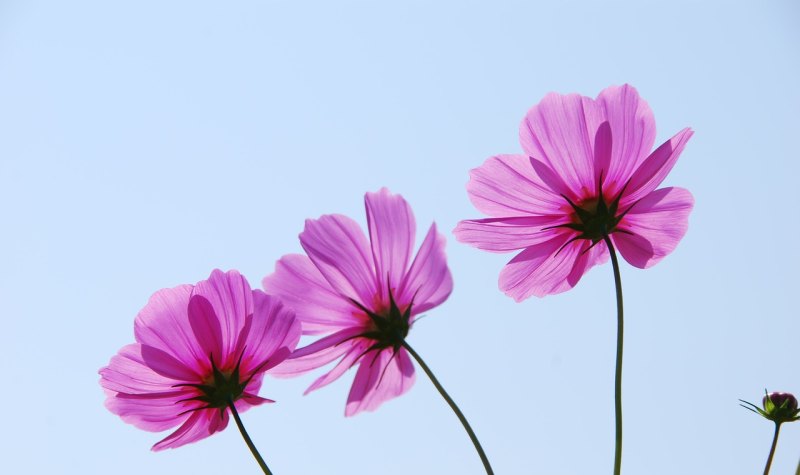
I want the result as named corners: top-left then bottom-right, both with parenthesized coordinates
top-left (100, 189), bottom-right (454, 448)
top-left (100, 84), bottom-right (692, 461)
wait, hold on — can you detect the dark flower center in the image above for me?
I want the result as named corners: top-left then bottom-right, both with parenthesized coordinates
top-left (174, 352), bottom-right (252, 414)
top-left (563, 192), bottom-right (623, 242)
top-left (350, 286), bottom-right (411, 355)
top-left (545, 176), bottom-right (636, 253)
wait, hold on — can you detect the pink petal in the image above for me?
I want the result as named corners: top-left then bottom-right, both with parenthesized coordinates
top-left (100, 344), bottom-right (187, 394)
top-left (100, 345), bottom-right (190, 432)
top-left (240, 291), bottom-right (301, 376)
top-left (243, 372), bottom-right (264, 395)
top-left (345, 348), bottom-right (415, 417)
top-left (365, 188), bottom-right (416, 303)
top-left (191, 269), bottom-right (253, 369)
top-left (299, 214), bottom-right (379, 310)
top-left (592, 121), bottom-right (613, 188)
top-left (228, 390), bottom-right (269, 423)
top-left (612, 187), bottom-right (694, 268)
top-left (134, 284), bottom-right (206, 370)
top-left (453, 216), bottom-right (564, 253)
top-left (527, 157), bottom-right (577, 201)
top-left (594, 84), bottom-right (657, 196)
top-left (397, 223), bottom-right (453, 314)
top-left (499, 235), bottom-right (605, 300)
top-left (621, 128), bottom-right (693, 206)
top-left (206, 408), bottom-right (230, 435)
top-left (269, 327), bottom-right (363, 377)
top-left (240, 393), bottom-right (275, 407)
top-left (263, 254), bottom-right (364, 335)
top-left (566, 238), bottom-right (610, 285)
top-left (466, 154), bottom-right (566, 217)
top-left (140, 345), bottom-right (203, 381)
top-left (152, 410), bottom-right (223, 451)
top-left (519, 92), bottom-right (604, 197)
top-left (305, 340), bottom-right (368, 394)
top-left (105, 392), bottom-right (190, 433)
top-left (187, 295), bottom-right (223, 368)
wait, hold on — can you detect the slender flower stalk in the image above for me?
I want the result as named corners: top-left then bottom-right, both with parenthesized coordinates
top-left (228, 399), bottom-right (273, 475)
top-left (402, 341), bottom-right (494, 475)
top-left (741, 391), bottom-right (800, 475)
top-left (604, 235), bottom-right (624, 475)
top-left (763, 423), bottom-right (781, 475)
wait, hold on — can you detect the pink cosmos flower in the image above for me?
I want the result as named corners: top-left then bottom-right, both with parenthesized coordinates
top-left (454, 84), bottom-right (694, 301)
top-left (262, 188), bottom-right (453, 416)
top-left (99, 269), bottom-right (300, 450)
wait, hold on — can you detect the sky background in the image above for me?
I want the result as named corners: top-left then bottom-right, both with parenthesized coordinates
top-left (1, 1), bottom-right (798, 473)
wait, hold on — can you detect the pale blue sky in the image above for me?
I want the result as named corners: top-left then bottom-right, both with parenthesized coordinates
top-left (1, 1), bottom-right (798, 473)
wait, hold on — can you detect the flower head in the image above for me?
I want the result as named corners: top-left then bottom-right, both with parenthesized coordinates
top-left (764, 392), bottom-right (799, 413)
top-left (263, 188), bottom-right (453, 416)
top-left (99, 269), bottom-right (300, 450)
top-left (741, 391), bottom-right (800, 424)
top-left (454, 84), bottom-right (694, 300)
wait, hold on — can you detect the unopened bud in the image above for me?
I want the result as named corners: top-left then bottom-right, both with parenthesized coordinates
top-left (762, 392), bottom-right (799, 422)
top-left (741, 390), bottom-right (800, 424)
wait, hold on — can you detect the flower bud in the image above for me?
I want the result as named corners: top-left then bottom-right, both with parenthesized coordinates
top-left (762, 392), bottom-right (799, 422)
top-left (741, 390), bottom-right (800, 424)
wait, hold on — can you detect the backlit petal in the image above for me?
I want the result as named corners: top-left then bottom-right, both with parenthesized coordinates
top-left (100, 344), bottom-right (189, 432)
top-left (100, 344), bottom-right (188, 394)
top-left (345, 348), bottom-right (415, 417)
top-left (613, 187), bottom-right (693, 268)
top-left (622, 128), bottom-right (693, 206)
top-left (454, 215), bottom-right (564, 252)
top-left (466, 154), bottom-right (566, 216)
top-left (270, 327), bottom-right (364, 376)
top-left (365, 188), bottom-right (415, 302)
top-left (397, 223), bottom-right (453, 314)
top-left (192, 269), bottom-right (253, 368)
top-left (105, 393), bottom-right (189, 433)
top-left (240, 393), bottom-right (275, 407)
top-left (595, 84), bottom-right (657, 195)
top-left (241, 291), bottom-right (301, 375)
top-left (305, 340), bottom-right (368, 394)
top-left (499, 235), bottom-right (596, 300)
top-left (263, 254), bottom-right (363, 334)
top-left (187, 295), bottom-right (223, 369)
top-left (520, 92), bottom-right (604, 197)
top-left (133, 284), bottom-right (204, 370)
top-left (140, 345), bottom-right (203, 381)
top-left (152, 410), bottom-right (220, 451)
top-left (300, 214), bottom-right (378, 309)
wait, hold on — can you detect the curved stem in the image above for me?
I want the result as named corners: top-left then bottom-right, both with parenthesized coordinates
top-left (401, 341), bottom-right (494, 475)
top-left (603, 235), bottom-right (624, 475)
top-left (764, 422), bottom-right (781, 475)
top-left (228, 399), bottom-right (274, 475)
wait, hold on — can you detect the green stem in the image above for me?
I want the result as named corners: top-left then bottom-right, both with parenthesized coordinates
top-left (603, 235), bottom-right (624, 475)
top-left (764, 422), bottom-right (781, 475)
top-left (401, 341), bottom-right (494, 475)
top-left (228, 399), bottom-right (273, 475)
